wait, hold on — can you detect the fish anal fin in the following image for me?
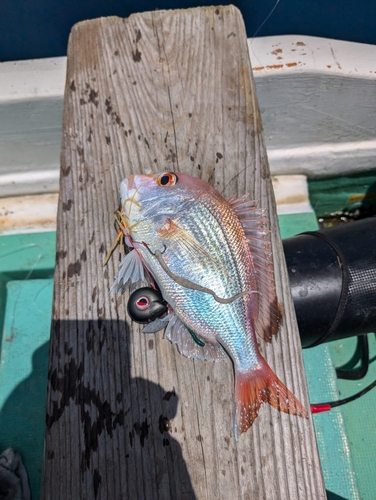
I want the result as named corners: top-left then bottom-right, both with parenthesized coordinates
top-left (165, 314), bottom-right (227, 363)
top-left (234, 355), bottom-right (308, 439)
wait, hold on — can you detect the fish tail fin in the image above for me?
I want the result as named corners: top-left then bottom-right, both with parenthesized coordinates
top-left (234, 355), bottom-right (308, 440)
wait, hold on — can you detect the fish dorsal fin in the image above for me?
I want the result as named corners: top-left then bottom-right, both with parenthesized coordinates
top-left (164, 314), bottom-right (227, 362)
top-left (110, 249), bottom-right (146, 293)
top-left (228, 195), bottom-right (282, 342)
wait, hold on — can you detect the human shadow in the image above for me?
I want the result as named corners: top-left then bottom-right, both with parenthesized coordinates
top-left (0, 318), bottom-right (196, 499)
top-left (0, 341), bottom-right (49, 499)
top-left (35, 318), bottom-right (195, 500)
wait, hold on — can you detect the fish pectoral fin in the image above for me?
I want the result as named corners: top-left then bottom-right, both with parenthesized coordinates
top-left (164, 314), bottom-right (227, 363)
top-left (234, 355), bottom-right (308, 440)
top-left (110, 249), bottom-right (146, 294)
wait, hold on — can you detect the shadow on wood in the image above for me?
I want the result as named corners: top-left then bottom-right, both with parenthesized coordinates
top-left (44, 319), bottom-right (195, 499)
top-left (42, 5), bottom-right (325, 499)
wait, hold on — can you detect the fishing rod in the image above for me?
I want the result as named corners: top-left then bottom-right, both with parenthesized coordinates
top-left (283, 216), bottom-right (376, 413)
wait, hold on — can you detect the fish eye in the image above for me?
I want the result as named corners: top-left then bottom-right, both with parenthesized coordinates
top-left (157, 172), bottom-right (178, 187)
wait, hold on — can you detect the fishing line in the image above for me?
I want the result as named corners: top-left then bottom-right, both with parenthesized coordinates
top-left (221, 0), bottom-right (281, 198)
top-left (250, 0), bottom-right (281, 43)
top-left (311, 377), bottom-right (376, 414)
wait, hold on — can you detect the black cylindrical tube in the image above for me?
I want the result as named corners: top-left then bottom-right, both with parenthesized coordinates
top-left (283, 217), bottom-right (376, 348)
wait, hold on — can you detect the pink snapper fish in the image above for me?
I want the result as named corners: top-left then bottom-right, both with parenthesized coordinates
top-left (110, 171), bottom-right (308, 438)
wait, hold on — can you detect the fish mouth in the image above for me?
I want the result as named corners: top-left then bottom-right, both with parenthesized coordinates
top-left (120, 176), bottom-right (138, 203)
top-left (120, 174), bottom-right (144, 199)
top-left (127, 175), bottom-right (136, 191)
top-left (119, 177), bottom-right (138, 218)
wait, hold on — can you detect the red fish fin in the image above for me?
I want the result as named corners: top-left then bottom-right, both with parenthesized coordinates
top-left (228, 195), bottom-right (282, 343)
top-left (234, 355), bottom-right (308, 439)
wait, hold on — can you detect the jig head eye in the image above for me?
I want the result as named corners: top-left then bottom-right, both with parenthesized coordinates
top-left (157, 172), bottom-right (178, 187)
top-left (135, 296), bottom-right (151, 310)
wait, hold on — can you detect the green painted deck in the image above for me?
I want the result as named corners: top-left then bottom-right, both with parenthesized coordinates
top-left (1, 215), bottom-right (375, 499)
top-left (0, 232), bottom-right (55, 498)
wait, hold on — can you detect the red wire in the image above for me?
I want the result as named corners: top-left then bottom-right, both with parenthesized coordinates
top-left (310, 403), bottom-right (332, 414)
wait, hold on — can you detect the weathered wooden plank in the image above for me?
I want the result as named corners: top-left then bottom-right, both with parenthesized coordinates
top-left (42, 6), bottom-right (326, 499)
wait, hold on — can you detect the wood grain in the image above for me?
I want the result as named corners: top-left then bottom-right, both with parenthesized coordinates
top-left (42, 6), bottom-right (326, 499)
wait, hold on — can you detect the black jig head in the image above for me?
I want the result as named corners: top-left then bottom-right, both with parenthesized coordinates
top-left (127, 287), bottom-right (168, 324)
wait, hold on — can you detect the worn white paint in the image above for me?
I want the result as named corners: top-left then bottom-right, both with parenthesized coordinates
top-left (0, 57), bottom-right (66, 197)
top-left (0, 169), bottom-right (60, 197)
top-left (0, 35), bottom-right (375, 200)
top-left (0, 193), bottom-right (58, 234)
top-left (248, 36), bottom-right (376, 177)
top-left (271, 175), bottom-right (313, 215)
top-left (248, 35), bottom-right (376, 77)
top-left (0, 56), bottom-right (66, 101)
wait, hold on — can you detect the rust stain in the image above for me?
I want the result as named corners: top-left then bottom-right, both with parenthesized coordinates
top-left (252, 66), bottom-right (265, 71)
top-left (296, 41), bottom-right (306, 46)
top-left (327, 65), bottom-right (332, 68)
top-left (271, 48), bottom-right (283, 55)
top-left (277, 193), bottom-right (307, 205)
top-left (286, 62), bottom-right (298, 68)
top-left (348, 192), bottom-right (376, 203)
top-left (266, 64), bottom-right (284, 69)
